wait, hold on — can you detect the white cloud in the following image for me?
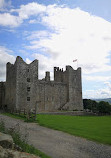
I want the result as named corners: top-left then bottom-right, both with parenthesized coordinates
top-left (26, 31), bottom-right (50, 40)
top-left (29, 19), bottom-right (37, 24)
top-left (0, 0), bottom-right (11, 11)
top-left (84, 84), bottom-right (111, 99)
top-left (83, 78), bottom-right (111, 99)
top-left (1, 2), bottom-right (110, 79)
top-left (32, 53), bottom-right (55, 79)
top-left (0, 2), bottom-right (46, 27)
top-left (0, 0), bottom-right (5, 8)
top-left (84, 81), bottom-right (111, 99)
top-left (0, 46), bottom-right (15, 81)
top-left (25, 5), bottom-right (111, 75)
top-left (84, 75), bottom-right (111, 82)
top-left (26, 58), bottom-right (32, 64)
top-left (19, 2), bottom-right (46, 19)
top-left (104, 82), bottom-right (111, 90)
top-left (0, 13), bottom-right (22, 27)
top-left (11, 2), bottom-right (46, 20)
top-left (0, 2), bottom-right (111, 98)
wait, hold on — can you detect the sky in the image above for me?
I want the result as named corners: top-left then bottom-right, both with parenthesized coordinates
top-left (0, 0), bottom-right (111, 99)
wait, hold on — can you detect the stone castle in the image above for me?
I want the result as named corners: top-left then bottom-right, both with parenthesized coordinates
top-left (0, 56), bottom-right (83, 112)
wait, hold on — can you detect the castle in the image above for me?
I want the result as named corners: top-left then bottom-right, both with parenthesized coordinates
top-left (0, 56), bottom-right (83, 112)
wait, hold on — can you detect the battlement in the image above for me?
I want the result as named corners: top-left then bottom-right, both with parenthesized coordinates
top-left (54, 65), bottom-right (81, 83)
top-left (54, 67), bottom-right (64, 72)
top-left (54, 67), bottom-right (65, 82)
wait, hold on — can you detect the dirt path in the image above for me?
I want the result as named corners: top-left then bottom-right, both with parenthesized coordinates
top-left (0, 114), bottom-right (111, 158)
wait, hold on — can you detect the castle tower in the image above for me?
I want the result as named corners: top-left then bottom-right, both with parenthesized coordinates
top-left (5, 62), bottom-right (16, 111)
top-left (0, 82), bottom-right (5, 109)
top-left (63, 66), bottom-right (83, 110)
top-left (5, 56), bottom-right (38, 111)
top-left (15, 56), bottom-right (38, 110)
top-left (54, 65), bottom-right (83, 110)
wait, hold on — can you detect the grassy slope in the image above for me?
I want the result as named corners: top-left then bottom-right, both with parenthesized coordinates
top-left (37, 115), bottom-right (111, 145)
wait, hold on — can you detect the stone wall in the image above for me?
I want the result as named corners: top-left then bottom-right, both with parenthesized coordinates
top-left (54, 66), bottom-right (83, 110)
top-left (63, 66), bottom-right (83, 110)
top-left (15, 56), bottom-right (38, 111)
top-left (35, 81), bottom-right (67, 111)
top-left (5, 62), bottom-right (16, 110)
top-left (12, 57), bottom-right (68, 112)
top-left (0, 82), bottom-right (5, 109)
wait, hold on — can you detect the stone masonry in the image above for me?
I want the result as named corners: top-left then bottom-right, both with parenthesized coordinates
top-left (0, 82), bottom-right (5, 109)
top-left (0, 56), bottom-right (83, 112)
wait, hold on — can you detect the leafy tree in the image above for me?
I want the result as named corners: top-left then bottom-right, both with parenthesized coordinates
top-left (83, 99), bottom-right (98, 112)
top-left (91, 100), bottom-right (98, 113)
top-left (83, 99), bottom-right (111, 114)
top-left (83, 99), bottom-right (92, 110)
top-left (97, 101), bottom-right (111, 114)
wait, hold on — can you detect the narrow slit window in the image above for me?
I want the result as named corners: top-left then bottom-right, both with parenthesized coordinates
top-left (27, 87), bottom-right (30, 92)
top-left (27, 78), bottom-right (30, 82)
top-left (27, 97), bottom-right (30, 101)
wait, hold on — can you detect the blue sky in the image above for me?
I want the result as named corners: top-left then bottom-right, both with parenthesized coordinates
top-left (0, 0), bottom-right (111, 99)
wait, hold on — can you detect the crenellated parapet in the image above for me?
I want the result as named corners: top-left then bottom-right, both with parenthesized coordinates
top-left (54, 67), bottom-right (65, 82)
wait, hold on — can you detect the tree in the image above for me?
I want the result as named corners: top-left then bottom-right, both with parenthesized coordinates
top-left (83, 99), bottom-right (92, 110)
top-left (97, 101), bottom-right (111, 114)
top-left (83, 99), bottom-right (98, 112)
top-left (83, 99), bottom-right (111, 114)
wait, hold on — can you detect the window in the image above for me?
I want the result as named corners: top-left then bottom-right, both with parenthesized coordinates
top-left (27, 78), bottom-right (30, 82)
top-left (27, 97), bottom-right (30, 101)
top-left (27, 87), bottom-right (30, 92)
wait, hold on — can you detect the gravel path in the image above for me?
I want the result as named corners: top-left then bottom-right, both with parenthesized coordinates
top-left (0, 114), bottom-right (111, 158)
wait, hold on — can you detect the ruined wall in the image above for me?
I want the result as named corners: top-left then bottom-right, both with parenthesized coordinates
top-left (0, 82), bottom-right (5, 109)
top-left (5, 62), bottom-right (16, 110)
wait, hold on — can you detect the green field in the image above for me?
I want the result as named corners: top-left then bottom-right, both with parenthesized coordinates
top-left (37, 115), bottom-right (111, 145)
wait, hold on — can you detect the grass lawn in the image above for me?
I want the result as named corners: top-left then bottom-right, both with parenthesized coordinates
top-left (37, 115), bottom-right (111, 145)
